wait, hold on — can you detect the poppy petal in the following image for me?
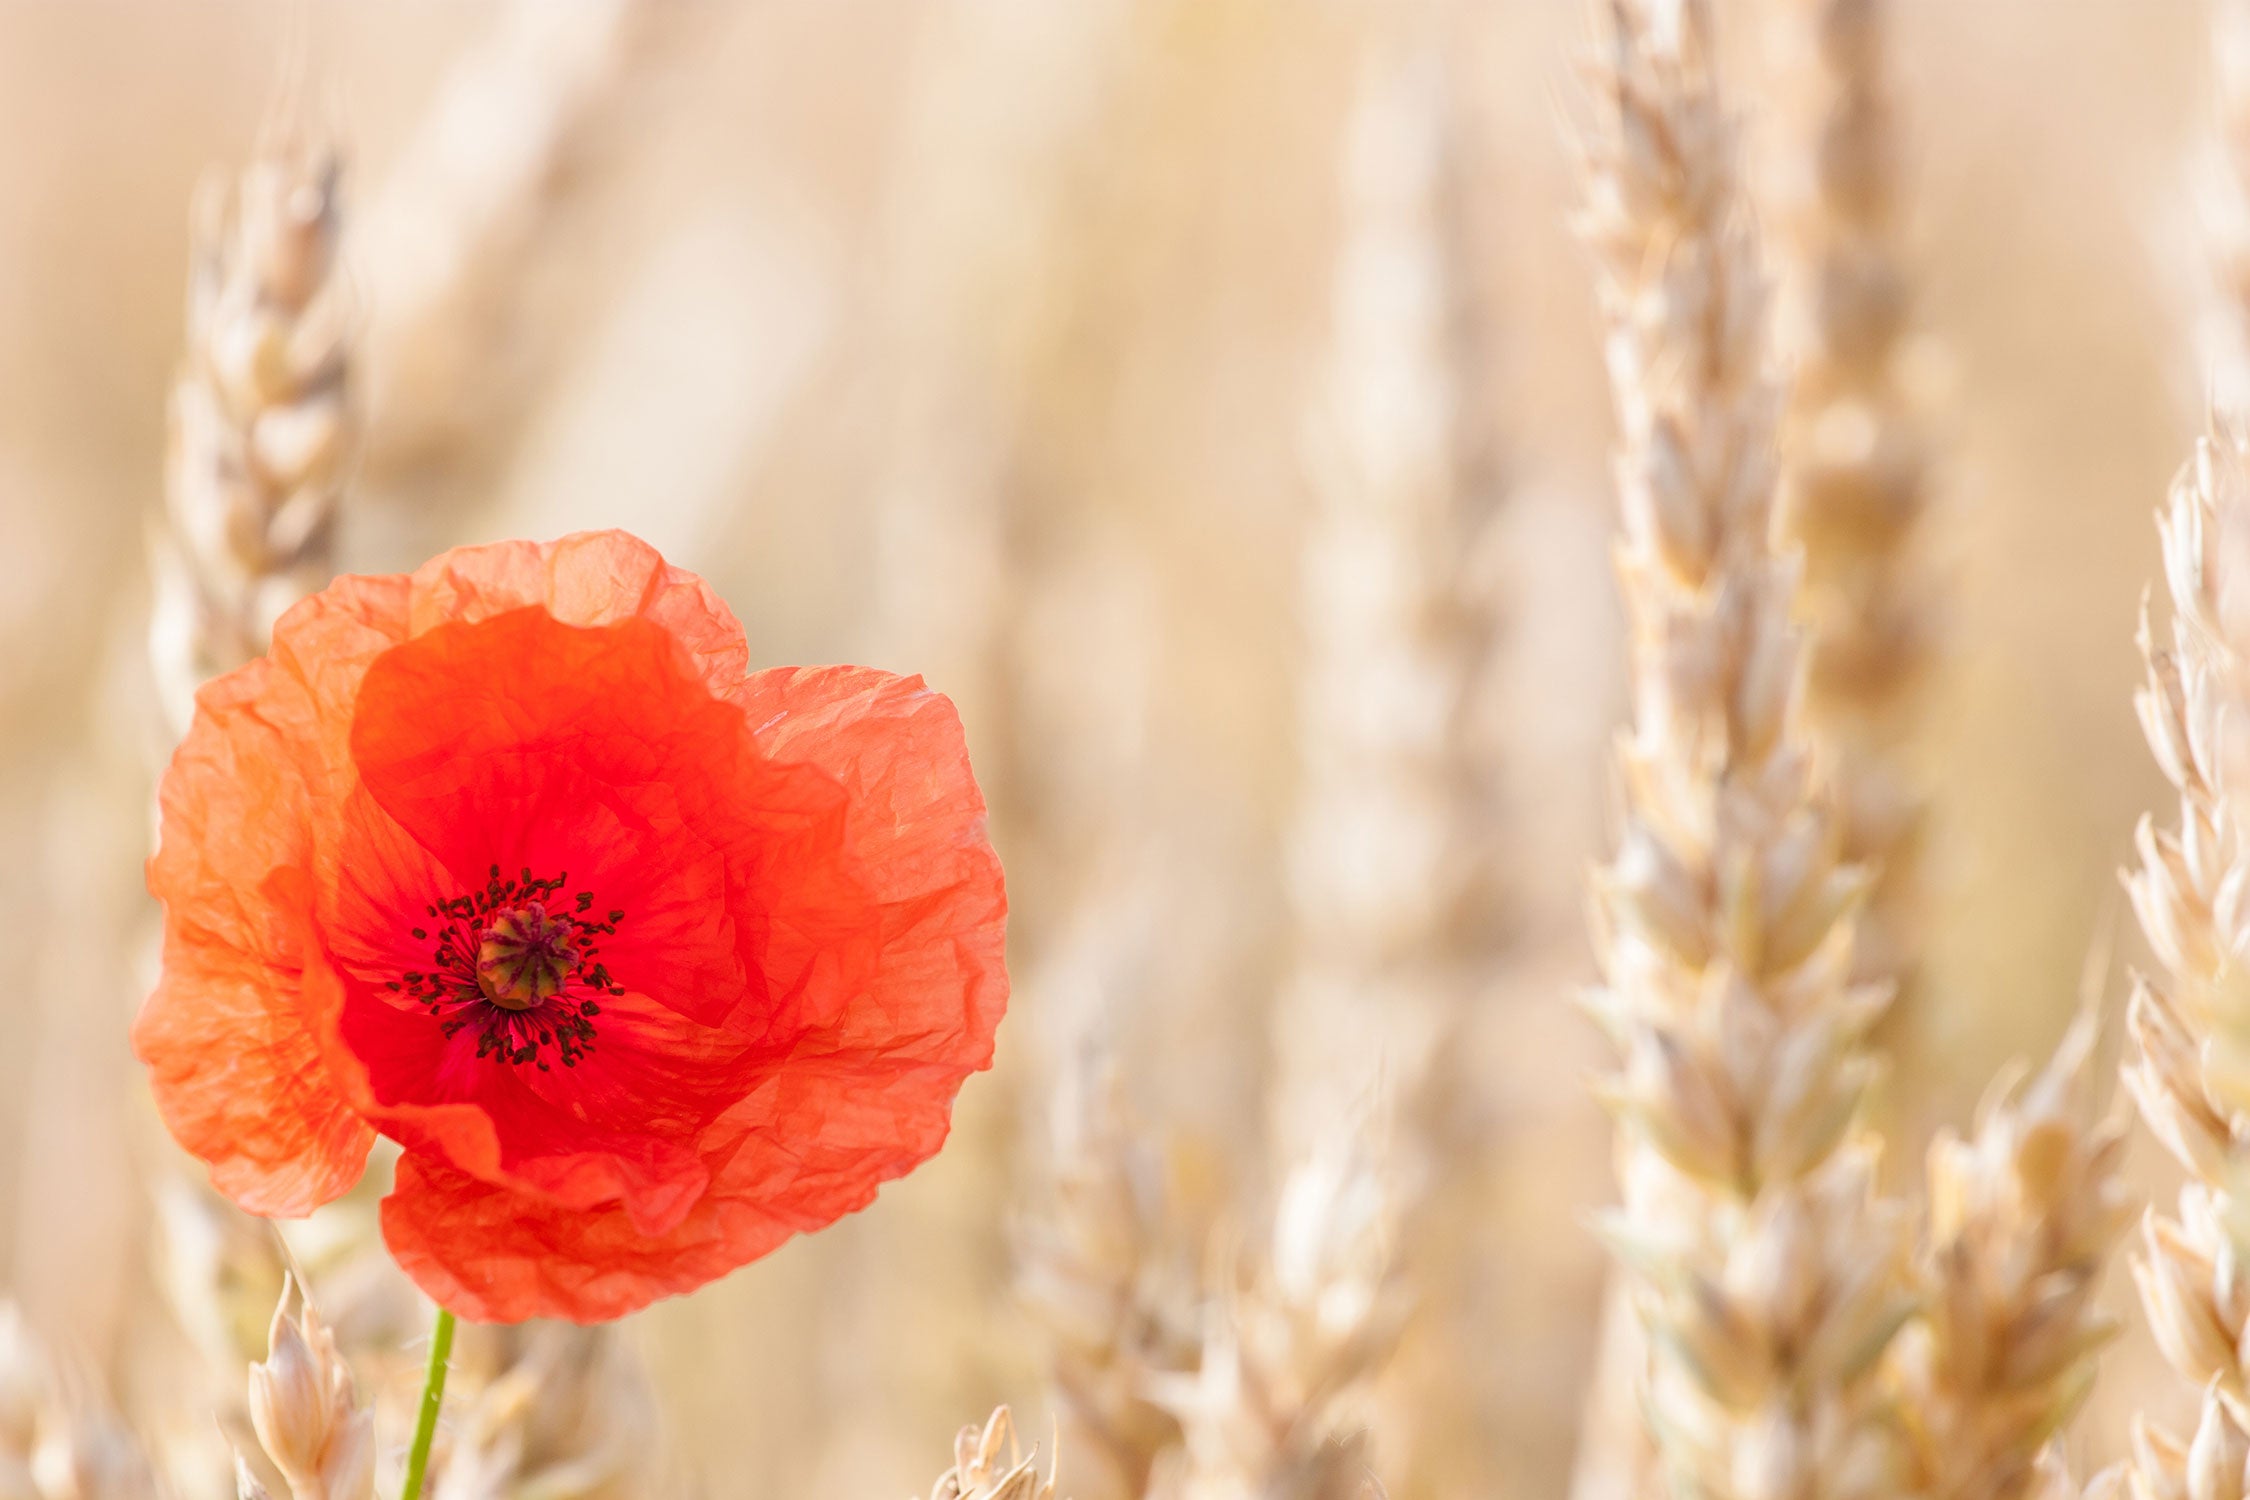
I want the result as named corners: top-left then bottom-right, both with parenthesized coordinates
top-left (380, 1050), bottom-right (970, 1322)
top-left (134, 658), bottom-right (373, 1215)
top-left (736, 666), bottom-right (1010, 1063)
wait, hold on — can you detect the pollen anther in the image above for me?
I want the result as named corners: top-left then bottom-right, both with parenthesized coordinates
top-left (394, 866), bottom-right (622, 1070)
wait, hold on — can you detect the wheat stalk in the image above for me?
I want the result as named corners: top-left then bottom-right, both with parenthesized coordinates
top-left (1274, 23), bottom-right (1511, 1493)
top-left (1272, 12), bottom-right (1503, 1172)
top-left (152, 1182), bottom-right (294, 1383)
top-left (1890, 1015), bottom-right (2129, 1500)
top-left (800, 10), bottom-right (1142, 1475)
top-left (1144, 1131), bottom-right (1406, 1500)
top-left (149, 1184), bottom-right (295, 1500)
top-left (0, 1309), bottom-right (36, 1499)
top-left (1763, 0), bottom-right (1932, 1012)
top-left (1819, 0), bottom-right (2131, 1444)
top-left (155, 1169), bottom-right (418, 1369)
top-left (149, 102), bottom-right (350, 737)
top-left (355, 0), bottom-right (671, 484)
top-left (1018, 1066), bottom-right (1200, 1500)
top-left (2120, 422), bottom-right (2250, 1481)
top-left (177, 1208), bottom-right (652, 1500)
top-left (135, 92), bottom-right (356, 1500)
top-left (1574, 3), bottom-right (1917, 1497)
top-left (2205, 0), bottom-right (2250, 404)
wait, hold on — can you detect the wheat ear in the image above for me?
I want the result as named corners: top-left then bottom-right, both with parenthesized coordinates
top-left (1890, 1015), bottom-right (2129, 1500)
top-left (920, 1410), bottom-right (1059, 1500)
top-left (245, 1281), bottom-right (372, 1500)
top-left (1576, 3), bottom-right (1916, 1497)
top-left (2120, 422), bottom-right (2250, 1490)
top-left (1143, 1131), bottom-right (1405, 1500)
top-left (150, 104), bottom-right (350, 735)
top-left (1766, 0), bottom-right (1932, 1005)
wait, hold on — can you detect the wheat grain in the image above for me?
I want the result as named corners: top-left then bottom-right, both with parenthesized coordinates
top-left (1575, 3), bottom-right (1916, 1497)
top-left (149, 102), bottom-right (350, 736)
top-left (1890, 1015), bottom-right (2129, 1500)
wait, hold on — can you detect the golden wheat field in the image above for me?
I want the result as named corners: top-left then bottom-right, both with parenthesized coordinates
top-left (3, 1), bottom-right (2244, 1498)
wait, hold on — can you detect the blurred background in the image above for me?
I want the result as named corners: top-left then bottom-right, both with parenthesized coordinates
top-left (0, 1), bottom-right (2214, 1496)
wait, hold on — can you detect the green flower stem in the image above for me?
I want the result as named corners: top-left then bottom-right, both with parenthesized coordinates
top-left (399, 1305), bottom-right (456, 1500)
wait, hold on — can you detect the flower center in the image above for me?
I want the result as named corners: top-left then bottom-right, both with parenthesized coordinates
top-left (387, 865), bottom-right (628, 1071)
top-left (477, 903), bottom-right (578, 1010)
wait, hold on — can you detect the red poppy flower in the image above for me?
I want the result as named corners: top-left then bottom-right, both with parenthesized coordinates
top-left (135, 532), bottom-right (1008, 1323)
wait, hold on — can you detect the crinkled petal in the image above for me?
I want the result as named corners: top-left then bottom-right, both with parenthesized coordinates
top-left (401, 532), bottom-right (749, 694)
top-left (382, 1051), bottom-right (970, 1322)
top-left (738, 666), bottom-right (1009, 1064)
top-left (134, 658), bottom-right (372, 1215)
